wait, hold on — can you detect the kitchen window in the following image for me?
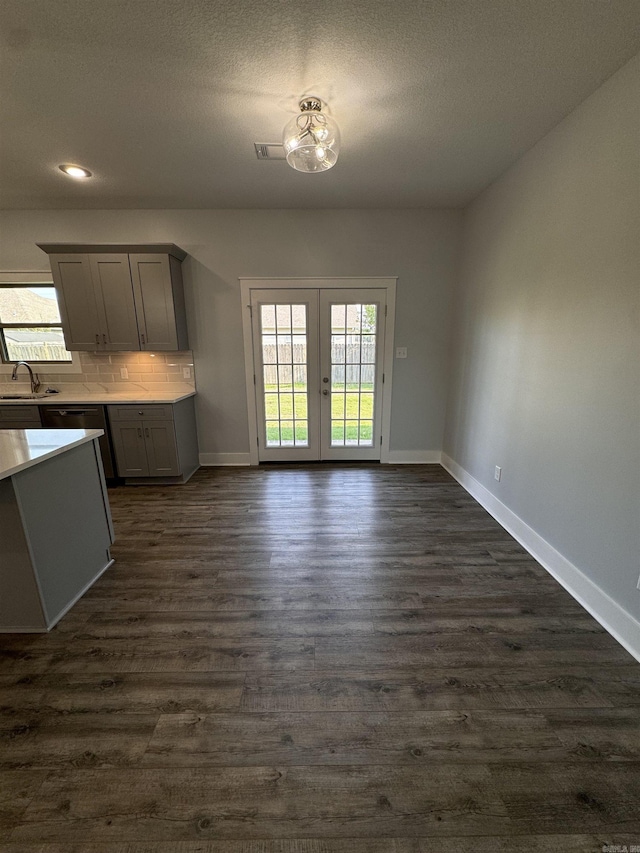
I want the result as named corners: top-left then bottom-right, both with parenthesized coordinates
top-left (0, 273), bottom-right (81, 373)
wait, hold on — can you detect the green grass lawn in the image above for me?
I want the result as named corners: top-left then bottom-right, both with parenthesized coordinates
top-left (264, 384), bottom-right (374, 444)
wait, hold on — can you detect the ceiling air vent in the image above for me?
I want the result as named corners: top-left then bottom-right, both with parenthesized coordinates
top-left (254, 143), bottom-right (287, 161)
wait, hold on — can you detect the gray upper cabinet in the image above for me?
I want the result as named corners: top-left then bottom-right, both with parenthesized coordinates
top-left (129, 254), bottom-right (189, 351)
top-left (90, 254), bottom-right (140, 351)
top-left (48, 255), bottom-right (102, 350)
top-left (38, 244), bottom-right (189, 352)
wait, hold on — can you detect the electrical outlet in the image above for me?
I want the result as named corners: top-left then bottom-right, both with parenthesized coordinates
top-left (494, 466), bottom-right (502, 482)
top-left (395, 347), bottom-right (407, 359)
top-left (120, 367), bottom-right (128, 380)
top-left (183, 366), bottom-right (192, 379)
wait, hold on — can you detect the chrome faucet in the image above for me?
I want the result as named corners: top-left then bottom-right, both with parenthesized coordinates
top-left (11, 361), bottom-right (41, 394)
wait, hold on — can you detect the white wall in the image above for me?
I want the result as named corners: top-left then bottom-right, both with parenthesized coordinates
top-left (444, 55), bottom-right (640, 625)
top-left (0, 209), bottom-right (462, 461)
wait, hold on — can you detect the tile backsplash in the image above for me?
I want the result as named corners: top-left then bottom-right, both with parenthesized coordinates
top-left (1, 351), bottom-right (195, 394)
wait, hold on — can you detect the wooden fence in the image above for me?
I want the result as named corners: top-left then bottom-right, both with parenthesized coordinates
top-left (5, 342), bottom-right (72, 363)
top-left (263, 341), bottom-right (376, 386)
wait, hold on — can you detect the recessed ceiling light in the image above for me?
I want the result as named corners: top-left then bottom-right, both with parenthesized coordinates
top-left (58, 164), bottom-right (92, 179)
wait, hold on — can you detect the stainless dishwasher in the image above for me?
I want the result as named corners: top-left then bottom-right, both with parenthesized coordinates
top-left (40, 405), bottom-right (116, 479)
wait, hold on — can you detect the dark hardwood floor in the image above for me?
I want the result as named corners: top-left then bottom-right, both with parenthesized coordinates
top-left (1, 463), bottom-right (639, 852)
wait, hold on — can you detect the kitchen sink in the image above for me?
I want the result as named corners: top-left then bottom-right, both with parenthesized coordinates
top-left (0, 393), bottom-right (49, 400)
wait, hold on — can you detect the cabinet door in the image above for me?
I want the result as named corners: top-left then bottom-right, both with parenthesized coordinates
top-left (129, 254), bottom-right (179, 351)
top-left (89, 255), bottom-right (141, 351)
top-left (49, 254), bottom-right (101, 350)
top-left (0, 406), bottom-right (42, 426)
top-left (143, 420), bottom-right (180, 476)
top-left (110, 421), bottom-right (149, 476)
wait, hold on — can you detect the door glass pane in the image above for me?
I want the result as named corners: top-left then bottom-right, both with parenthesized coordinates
top-left (331, 335), bottom-right (345, 363)
top-left (359, 421), bottom-right (373, 442)
top-left (261, 303), bottom-right (309, 448)
top-left (266, 421), bottom-right (280, 445)
top-left (291, 335), bottom-right (307, 363)
top-left (331, 393), bottom-right (343, 419)
top-left (278, 363), bottom-right (293, 387)
top-left (361, 335), bottom-right (376, 362)
top-left (276, 304), bottom-right (292, 332)
top-left (277, 336), bottom-right (292, 363)
top-left (261, 304), bottom-right (276, 330)
top-left (329, 303), bottom-right (377, 447)
top-left (293, 393), bottom-right (307, 418)
top-left (262, 336), bottom-right (277, 363)
top-left (345, 419), bottom-right (359, 445)
top-left (280, 420), bottom-right (294, 446)
top-left (331, 364), bottom-right (344, 386)
top-left (264, 393), bottom-right (279, 419)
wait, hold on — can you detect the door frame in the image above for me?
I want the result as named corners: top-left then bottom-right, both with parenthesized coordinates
top-left (240, 277), bottom-right (397, 465)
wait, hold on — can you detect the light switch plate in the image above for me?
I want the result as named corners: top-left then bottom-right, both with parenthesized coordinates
top-left (395, 347), bottom-right (408, 359)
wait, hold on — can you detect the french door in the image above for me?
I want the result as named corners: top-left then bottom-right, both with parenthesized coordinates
top-left (248, 287), bottom-right (387, 462)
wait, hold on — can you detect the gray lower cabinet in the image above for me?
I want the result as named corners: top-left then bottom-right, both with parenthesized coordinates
top-left (109, 418), bottom-right (179, 477)
top-left (0, 405), bottom-right (42, 429)
top-left (108, 398), bottom-right (198, 483)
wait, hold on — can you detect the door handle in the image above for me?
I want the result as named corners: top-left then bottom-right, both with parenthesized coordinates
top-left (322, 389), bottom-right (328, 396)
top-left (322, 377), bottom-right (329, 383)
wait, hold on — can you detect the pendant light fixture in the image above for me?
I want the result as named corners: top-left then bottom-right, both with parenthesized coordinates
top-left (282, 97), bottom-right (340, 173)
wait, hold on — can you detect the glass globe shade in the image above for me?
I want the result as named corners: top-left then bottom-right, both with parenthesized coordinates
top-left (283, 108), bottom-right (340, 173)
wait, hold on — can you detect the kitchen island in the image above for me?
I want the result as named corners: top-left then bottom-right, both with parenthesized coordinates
top-left (0, 429), bottom-right (114, 632)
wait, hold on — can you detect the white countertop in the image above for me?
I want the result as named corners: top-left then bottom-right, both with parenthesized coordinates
top-left (0, 388), bottom-right (196, 405)
top-left (0, 429), bottom-right (104, 480)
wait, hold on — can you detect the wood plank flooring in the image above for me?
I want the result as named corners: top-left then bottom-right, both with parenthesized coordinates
top-left (1, 463), bottom-right (639, 851)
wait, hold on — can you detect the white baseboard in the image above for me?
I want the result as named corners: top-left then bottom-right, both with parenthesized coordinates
top-left (199, 452), bottom-right (251, 466)
top-left (386, 450), bottom-right (442, 464)
top-left (441, 453), bottom-right (640, 664)
top-left (200, 451), bottom-right (440, 466)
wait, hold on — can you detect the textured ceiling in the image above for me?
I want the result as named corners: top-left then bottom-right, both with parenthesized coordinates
top-left (1, 0), bottom-right (639, 210)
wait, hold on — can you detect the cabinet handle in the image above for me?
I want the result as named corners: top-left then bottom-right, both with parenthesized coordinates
top-left (145, 428), bottom-right (150, 438)
top-left (140, 333), bottom-right (146, 346)
top-left (95, 334), bottom-right (100, 346)
top-left (138, 411), bottom-right (144, 415)
top-left (103, 334), bottom-right (107, 344)
top-left (137, 428), bottom-right (142, 438)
